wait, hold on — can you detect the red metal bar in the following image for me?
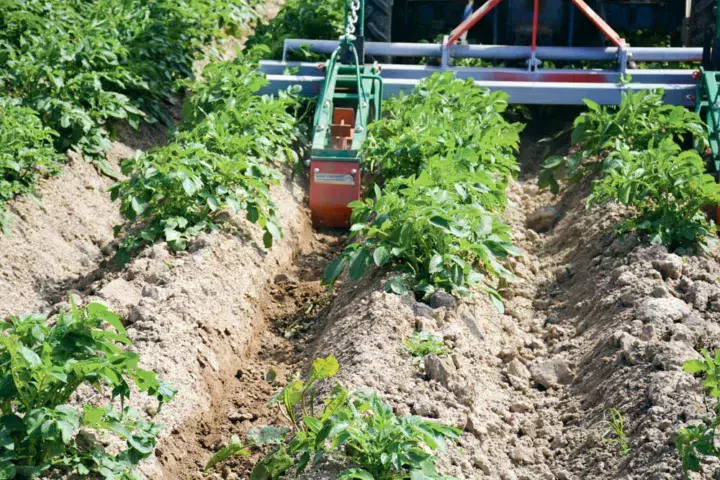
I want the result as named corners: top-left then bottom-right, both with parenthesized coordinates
top-left (447, 0), bottom-right (504, 46)
top-left (570, 0), bottom-right (626, 47)
top-left (531, 0), bottom-right (539, 51)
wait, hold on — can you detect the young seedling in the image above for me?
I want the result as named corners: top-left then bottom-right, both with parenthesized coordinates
top-left (602, 408), bottom-right (631, 456)
top-left (404, 331), bottom-right (450, 370)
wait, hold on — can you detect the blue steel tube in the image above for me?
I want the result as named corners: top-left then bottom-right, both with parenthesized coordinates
top-left (283, 39), bottom-right (703, 63)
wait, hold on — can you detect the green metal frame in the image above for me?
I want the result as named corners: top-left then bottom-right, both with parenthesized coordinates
top-left (696, 0), bottom-right (720, 178)
top-left (310, 0), bottom-right (383, 162)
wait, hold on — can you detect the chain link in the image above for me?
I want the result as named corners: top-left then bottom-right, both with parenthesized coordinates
top-left (345, 0), bottom-right (361, 39)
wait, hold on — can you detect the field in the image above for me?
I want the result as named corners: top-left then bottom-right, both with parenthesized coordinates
top-left (1, 0), bottom-right (720, 479)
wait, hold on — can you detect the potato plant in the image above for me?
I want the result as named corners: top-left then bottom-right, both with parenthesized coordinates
top-left (589, 139), bottom-right (720, 252)
top-left (111, 56), bottom-right (300, 261)
top-left (205, 355), bottom-right (461, 479)
top-left (539, 91), bottom-right (707, 193)
top-left (0, 301), bottom-right (175, 479)
top-left (0, 98), bottom-right (63, 233)
top-left (677, 350), bottom-right (720, 472)
top-left (245, 0), bottom-right (345, 59)
top-left (324, 74), bottom-right (521, 307)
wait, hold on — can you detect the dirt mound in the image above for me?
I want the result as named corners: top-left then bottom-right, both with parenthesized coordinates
top-left (300, 172), bottom-right (720, 480)
top-left (0, 124), bottom-right (167, 317)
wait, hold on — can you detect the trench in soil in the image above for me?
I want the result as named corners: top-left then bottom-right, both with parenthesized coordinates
top-left (160, 231), bottom-right (345, 478)
top-left (163, 111), bottom-right (588, 479)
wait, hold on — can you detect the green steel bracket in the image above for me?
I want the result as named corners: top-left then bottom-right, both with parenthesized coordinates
top-left (309, 0), bottom-right (382, 161)
top-left (697, 68), bottom-right (720, 179)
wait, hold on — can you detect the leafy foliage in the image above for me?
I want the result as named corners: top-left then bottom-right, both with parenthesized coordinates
top-left (111, 56), bottom-right (300, 260)
top-left (0, 98), bottom-right (62, 233)
top-left (539, 91), bottom-right (707, 193)
top-left (588, 139), bottom-right (720, 252)
top-left (205, 355), bottom-right (461, 479)
top-left (0, 300), bottom-right (175, 479)
top-left (677, 350), bottom-right (720, 473)
top-left (324, 74), bottom-right (522, 305)
top-left (404, 332), bottom-right (449, 370)
top-left (0, 0), bottom-right (264, 156)
top-left (361, 73), bottom-right (522, 186)
top-left (245, 0), bottom-right (345, 60)
top-left (0, 0), bottom-right (266, 236)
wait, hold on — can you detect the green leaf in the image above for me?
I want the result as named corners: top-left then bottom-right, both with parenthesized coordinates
top-left (17, 346), bottom-right (41, 367)
top-left (683, 359), bottom-right (708, 374)
top-left (246, 426), bottom-right (289, 446)
top-left (338, 469), bottom-right (375, 480)
top-left (373, 246), bottom-right (390, 267)
top-left (349, 248), bottom-right (371, 281)
top-left (311, 355), bottom-right (340, 380)
top-left (323, 256), bottom-right (347, 285)
top-left (204, 435), bottom-right (250, 471)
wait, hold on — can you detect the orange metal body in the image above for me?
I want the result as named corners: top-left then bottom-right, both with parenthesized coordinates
top-left (309, 107), bottom-right (361, 228)
top-left (309, 160), bottom-right (360, 227)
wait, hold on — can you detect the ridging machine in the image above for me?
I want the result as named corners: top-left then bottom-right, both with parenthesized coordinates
top-left (258, 0), bottom-right (720, 227)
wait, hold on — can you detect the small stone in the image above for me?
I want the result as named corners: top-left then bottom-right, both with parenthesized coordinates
top-left (530, 357), bottom-right (575, 389)
top-left (652, 255), bottom-right (683, 280)
top-left (424, 354), bottom-right (455, 388)
top-left (273, 273), bottom-right (293, 284)
top-left (636, 297), bottom-right (691, 325)
top-left (412, 400), bottom-right (439, 418)
top-left (526, 206), bottom-right (558, 233)
top-left (141, 285), bottom-right (160, 300)
top-left (686, 281), bottom-right (718, 311)
top-left (428, 291), bottom-right (457, 309)
top-left (507, 358), bottom-right (531, 379)
top-left (413, 302), bottom-right (434, 318)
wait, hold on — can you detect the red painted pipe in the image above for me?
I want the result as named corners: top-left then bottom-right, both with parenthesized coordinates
top-left (570, 0), bottom-right (626, 47)
top-left (448, 0), bottom-right (504, 46)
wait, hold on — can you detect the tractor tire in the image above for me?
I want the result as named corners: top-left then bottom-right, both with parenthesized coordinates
top-left (689, 0), bottom-right (716, 47)
top-left (364, 0), bottom-right (393, 63)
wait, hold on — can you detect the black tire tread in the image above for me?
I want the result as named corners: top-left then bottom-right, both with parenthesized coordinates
top-left (364, 0), bottom-right (393, 62)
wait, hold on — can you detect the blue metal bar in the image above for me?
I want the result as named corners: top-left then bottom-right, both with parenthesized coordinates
top-left (258, 61), bottom-right (696, 106)
top-left (282, 39), bottom-right (704, 62)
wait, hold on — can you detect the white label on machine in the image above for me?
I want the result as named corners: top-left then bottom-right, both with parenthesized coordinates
top-left (314, 173), bottom-right (355, 185)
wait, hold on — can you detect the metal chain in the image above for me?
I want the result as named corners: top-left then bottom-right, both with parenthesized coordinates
top-left (345, 0), bottom-right (360, 39)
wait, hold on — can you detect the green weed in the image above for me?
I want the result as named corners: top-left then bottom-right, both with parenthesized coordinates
top-left (602, 408), bottom-right (631, 456)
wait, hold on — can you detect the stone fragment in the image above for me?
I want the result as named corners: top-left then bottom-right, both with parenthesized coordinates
top-left (530, 358), bottom-right (575, 389)
top-left (526, 206), bottom-right (559, 233)
top-left (635, 297), bottom-right (691, 325)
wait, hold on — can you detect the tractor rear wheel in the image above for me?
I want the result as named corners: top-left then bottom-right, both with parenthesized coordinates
top-left (364, 0), bottom-right (393, 62)
top-left (689, 0), bottom-right (716, 47)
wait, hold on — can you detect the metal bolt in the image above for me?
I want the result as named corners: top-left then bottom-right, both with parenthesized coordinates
top-left (317, 124), bottom-right (325, 131)
top-left (361, 102), bottom-right (367, 108)
top-left (323, 101), bottom-right (330, 108)
top-left (351, 169), bottom-right (357, 174)
top-left (355, 126), bottom-right (363, 132)
top-left (314, 168), bottom-right (319, 173)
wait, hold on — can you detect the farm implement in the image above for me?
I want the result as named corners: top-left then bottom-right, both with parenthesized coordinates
top-left (258, 0), bottom-right (720, 227)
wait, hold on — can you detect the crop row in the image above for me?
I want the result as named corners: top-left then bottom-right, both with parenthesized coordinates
top-left (323, 73), bottom-right (524, 310)
top-left (0, 0), bottom-right (265, 231)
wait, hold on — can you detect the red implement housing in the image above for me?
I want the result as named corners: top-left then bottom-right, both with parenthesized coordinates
top-left (309, 108), bottom-right (361, 227)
